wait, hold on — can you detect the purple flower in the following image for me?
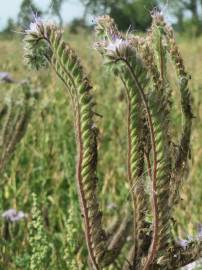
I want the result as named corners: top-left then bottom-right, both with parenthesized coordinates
top-left (0, 72), bottom-right (15, 83)
top-left (177, 239), bottom-right (190, 250)
top-left (0, 72), bottom-right (9, 79)
top-left (25, 15), bottom-right (43, 35)
top-left (109, 32), bottom-right (120, 42)
top-left (2, 208), bottom-right (27, 222)
top-left (25, 13), bottom-right (55, 36)
top-left (197, 224), bottom-right (202, 239)
top-left (106, 38), bottom-right (129, 52)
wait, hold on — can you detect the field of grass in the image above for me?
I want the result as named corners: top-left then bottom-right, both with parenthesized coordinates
top-left (0, 29), bottom-right (202, 269)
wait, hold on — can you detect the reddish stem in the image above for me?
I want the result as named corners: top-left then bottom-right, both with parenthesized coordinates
top-left (144, 151), bottom-right (152, 182)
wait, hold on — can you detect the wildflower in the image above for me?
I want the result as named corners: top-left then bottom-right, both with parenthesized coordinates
top-left (106, 38), bottom-right (129, 53)
top-left (23, 15), bottom-right (53, 69)
top-left (2, 208), bottom-right (28, 222)
top-left (24, 14), bottom-right (54, 38)
top-left (197, 224), bottom-right (202, 238)
top-left (194, 224), bottom-right (202, 241)
top-left (177, 239), bottom-right (190, 250)
top-left (0, 72), bottom-right (15, 83)
top-left (25, 15), bottom-right (43, 35)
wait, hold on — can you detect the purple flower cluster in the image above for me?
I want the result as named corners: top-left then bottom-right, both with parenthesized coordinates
top-left (25, 13), bottom-right (54, 36)
top-left (25, 14), bottom-right (43, 35)
top-left (106, 38), bottom-right (129, 53)
top-left (2, 209), bottom-right (27, 222)
top-left (177, 239), bottom-right (190, 250)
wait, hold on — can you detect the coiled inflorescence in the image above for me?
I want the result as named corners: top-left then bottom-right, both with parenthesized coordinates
top-left (151, 11), bottom-right (193, 208)
top-left (95, 16), bottom-right (151, 268)
top-left (24, 16), bottom-right (131, 270)
top-left (24, 17), bottom-right (106, 269)
top-left (94, 13), bottom-right (194, 270)
top-left (23, 12), bottom-right (199, 270)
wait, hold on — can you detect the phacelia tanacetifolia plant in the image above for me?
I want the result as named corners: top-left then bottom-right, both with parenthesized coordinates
top-left (0, 81), bottom-right (39, 175)
top-left (23, 12), bottom-right (201, 270)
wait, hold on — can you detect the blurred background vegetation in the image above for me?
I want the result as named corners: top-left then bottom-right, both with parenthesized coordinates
top-left (0, 0), bottom-right (202, 269)
top-left (1, 0), bottom-right (202, 35)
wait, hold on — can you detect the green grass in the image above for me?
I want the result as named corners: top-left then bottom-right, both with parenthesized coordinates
top-left (0, 30), bottom-right (202, 269)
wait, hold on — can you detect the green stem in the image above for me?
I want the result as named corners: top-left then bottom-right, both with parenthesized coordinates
top-left (121, 58), bottom-right (159, 270)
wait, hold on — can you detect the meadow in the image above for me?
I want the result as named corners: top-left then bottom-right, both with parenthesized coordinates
top-left (0, 26), bottom-right (202, 269)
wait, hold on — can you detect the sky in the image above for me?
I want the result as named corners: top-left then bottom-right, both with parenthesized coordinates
top-left (0, 0), bottom-right (85, 30)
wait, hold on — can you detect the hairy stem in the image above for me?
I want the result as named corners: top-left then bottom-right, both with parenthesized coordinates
top-left (121, 58), bottom-right (159, 269)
